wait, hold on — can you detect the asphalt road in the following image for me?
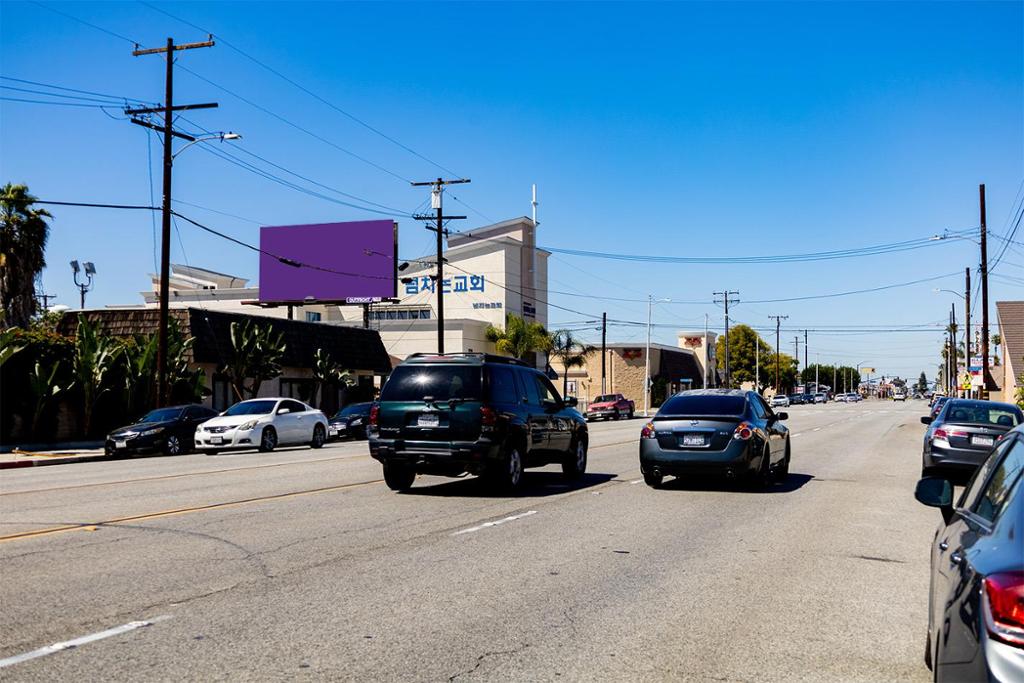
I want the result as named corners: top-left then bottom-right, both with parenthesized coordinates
top-left (0, 400), bottom-right (938, 681)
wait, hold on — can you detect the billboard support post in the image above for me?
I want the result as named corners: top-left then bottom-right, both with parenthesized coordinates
top-left (412, 177), bottom-right (471, 355)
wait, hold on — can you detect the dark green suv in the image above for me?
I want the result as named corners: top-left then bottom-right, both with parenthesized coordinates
top-left (368, 353), bottom-right (589, 492)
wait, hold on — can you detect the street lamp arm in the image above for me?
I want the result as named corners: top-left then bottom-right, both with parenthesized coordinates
top-left (171, 132), bottom-right (241, 159)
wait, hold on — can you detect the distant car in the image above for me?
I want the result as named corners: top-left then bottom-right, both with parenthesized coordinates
top-left (105, 404), bottom-right (218, 456)
top-left (893, 391), bottom-right (907, 402)
top-left (788, 394), bottom-right (807, 405)
top-left (369, 353), bottom-right (588, 492)
top-left (850, 393), bottom-right (863, 402)
top-left (915, 426), bottom-right (1024, 681)
top-left (194, 398), bottom-right (328, 453)
top-left (329, 402), bottom-right (372, 440)
top-left (834, 394), bottom-right (847, 403)
top-left (921, 399), bottom-right (1023, 479)
top-left (586, 393), bottom-right (635, 421)
top-left (771, 394), bottom-right (790, 408)
top-left (813, 393), bottom-right (826, 404)
top-left (639, 389), bottom-right (790, 489)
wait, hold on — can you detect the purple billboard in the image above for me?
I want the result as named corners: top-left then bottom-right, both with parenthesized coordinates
top-left (258, 220), bottom-right (397, 303)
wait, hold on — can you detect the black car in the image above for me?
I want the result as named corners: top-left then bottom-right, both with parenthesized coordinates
top-left (105, 404), bottom-right (219, 456)
top-left (328, 402), bottom-right (372, 440)
top-left (369, 353), bottom-right (588, 492)
top-left (638, 389), bottom-right (791, 488)
top-left (922, 399), bottom-right (1023, 479)
top-left (788, 394), bottom-right (808, 405)
top-left (914, 425), bottom-right (1024, 681)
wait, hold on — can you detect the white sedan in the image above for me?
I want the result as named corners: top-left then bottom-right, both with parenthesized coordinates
top-left (194, 398), bottom-right (328, 453)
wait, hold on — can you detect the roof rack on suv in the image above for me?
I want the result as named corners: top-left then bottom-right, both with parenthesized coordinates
top-left (403, 352), bottom-right (530, 367)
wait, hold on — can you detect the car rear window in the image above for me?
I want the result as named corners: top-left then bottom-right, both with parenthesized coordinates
top-left (943, 402), bottom-right (1022, 428)
top-left (380, 364), bottom-right (482, 402)
top-left (658, 394), bottom-right (746, 417)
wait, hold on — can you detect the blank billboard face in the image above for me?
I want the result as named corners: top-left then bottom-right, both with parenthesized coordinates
top-left (258, 220), bottom-right (397, 303)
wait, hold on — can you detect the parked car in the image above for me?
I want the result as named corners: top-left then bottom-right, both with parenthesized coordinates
top-left (914, 426), bottom-right (1024, 681)
top-left (788, 394), bottom-right (807, 405)
top-left (638, 389), bottom-right (790, 489)
top-left (586, 393), bottom-right (635, 421)
top-left (834, 393), bottom-right (847, 403)
top-left (921, 399), bottom-right (1023, 479)
top-left (893, 391), bottom-right (907, 402)
top-left (770, 394), bottom-right (790, 408)
top-left (105, 404), bottom-right (218, 456)
top-left (328, 402), bottom-right (372, 440)
top-left (927, 396), bottom-right (952, 422)
top-left (814, 392), bottom-right (827, 404)
top-left (369, 353), bottom-right (589, 492)
top-left (194, 398), bottom-right (328, 453)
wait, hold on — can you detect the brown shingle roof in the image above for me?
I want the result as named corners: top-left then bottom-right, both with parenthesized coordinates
top-left (996, 300), bottom-right (1024, 387)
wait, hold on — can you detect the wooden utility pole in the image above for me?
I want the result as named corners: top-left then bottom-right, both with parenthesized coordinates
top-left (127, 36), bottom-right (217, 406)
top-left (412, 178), bottom-right (470, 354)
top-left (965, 267), bottom-right (971, 396)
top-left (979, 184), bottom-right (993, 393)
top-left (713, 290), bottom-right (739, 387)
top-left (769, 315), bottom-right (788, 393)
top-left (600, 312), bottom-right (607, 394)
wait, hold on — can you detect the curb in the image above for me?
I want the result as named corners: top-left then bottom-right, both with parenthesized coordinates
top-left (0, 454), bottom-right (113, 470)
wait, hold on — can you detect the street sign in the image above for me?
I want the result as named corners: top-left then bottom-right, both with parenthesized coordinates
top-left (861, 367), bottom-right (875, 374)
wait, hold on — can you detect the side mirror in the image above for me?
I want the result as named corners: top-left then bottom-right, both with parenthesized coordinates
top-left (278, 408), bottom-right (291, 415)
top-left (777, 412), bottom-right (789, 421)
top-left (914, 477), bottom-right (954, 524)
top-left (564, 397), bottom-right (578, 408)
top-left (543, 399), bottom-right (560, 412)
top-left (921, 416), bottom-right (933, 425)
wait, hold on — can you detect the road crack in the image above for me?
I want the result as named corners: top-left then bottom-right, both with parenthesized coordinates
top-left (448, 643), bottom-right (532, 681)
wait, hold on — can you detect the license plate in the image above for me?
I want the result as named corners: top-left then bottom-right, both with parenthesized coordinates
top-left (682, 434), bottom-right (705, 447)
top-left (418, 414), bottom-right (440, 428)
top-left (973, 435), bottom-right (994, 447)
top-left (328, 428), bottom-right (339, 436)
top-left (115, 440), bottom-right (127, 449)
top-left (210, 436), bottom-right (224, 445)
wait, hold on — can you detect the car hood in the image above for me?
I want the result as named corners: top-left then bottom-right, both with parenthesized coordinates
top-left (202, 414), bottom-right (270, 429)
top-left (109, 420), bottom-right (177, 437)
top-left (589, 402), bottom-right (618, 409)
top-left (331, 415), bottom-right (365, 425)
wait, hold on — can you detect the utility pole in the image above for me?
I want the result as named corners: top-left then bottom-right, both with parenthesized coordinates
top-left (713, 290), bottom-right (740, 387)
top-left (965, 267), bottom-right (971, 398)
top-left (755, 337), bottom-right (760, 392)
top-left (979, 184), bottom-right (993, 395)
top-left (951, 302), bottom-right (958, 395)
top-left (769, 315), bottom-right (787, 393)
top-left (412, 178), bottom-right (470, 354)
top-left (803, 329), bottom-right (809, 395)
top-left (704, 313), bottom-right (710, 388)
top-left (600, 312), bottom-right (607, 394)
top-left (127, 36), bottom-right (217, 407)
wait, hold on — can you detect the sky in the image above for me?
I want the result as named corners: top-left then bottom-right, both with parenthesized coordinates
top-left (1, 1), bottom-right (1022, 382)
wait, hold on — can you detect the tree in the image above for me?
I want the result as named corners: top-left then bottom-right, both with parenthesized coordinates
top-left (915, 371), bottom-right (929, 394)
top-left (548, 329), bottom-right (595, 398)
top-left (121, 318), bottom-right (204, 417)
top-left (715, 324), bottom-right (771, 388)
top-left (71, 316), bottom-right (119, 437)
top-left (486, 313), bottom-right (552, 360)
top-left (220, 320), bottom-right (286, 402)
top-left (312, 348), bottom-right (353, 410)
top-left (28, 359), bottom-right (70, 437)
top-left (1, 184), bottom-right (52, 329)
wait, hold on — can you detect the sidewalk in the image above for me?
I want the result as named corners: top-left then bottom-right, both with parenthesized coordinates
top-left (0, 443), bottom-right (108, 470)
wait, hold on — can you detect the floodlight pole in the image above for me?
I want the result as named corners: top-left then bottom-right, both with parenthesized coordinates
top-left (412, 177), bottom-right (470, 355)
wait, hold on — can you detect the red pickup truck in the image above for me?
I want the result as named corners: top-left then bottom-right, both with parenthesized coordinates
top-left (586, 394), bottom-right (635, 421)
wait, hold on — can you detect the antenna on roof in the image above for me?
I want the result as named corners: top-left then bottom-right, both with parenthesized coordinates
top-left (531, 183), bottom-right (538, 226)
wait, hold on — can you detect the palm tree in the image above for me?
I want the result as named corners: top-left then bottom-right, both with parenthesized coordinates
top-left (1, 184), bottom-right (52, 329)
top-left (220, 320), bottom-right (286, 402)
top-left (312, 348), bottom-right (353, 410)
top-left (72, 316), bottom-right (119, 436)
top-left (549, 330), bottom-right (595, 398)
top-left (485, 313), bottom-right (552, 360)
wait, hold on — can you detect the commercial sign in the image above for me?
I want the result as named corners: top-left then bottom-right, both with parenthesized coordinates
top-left (404, 274), bottom-right (486, 295)
top-left (258, 220), bottom-right (397, 303)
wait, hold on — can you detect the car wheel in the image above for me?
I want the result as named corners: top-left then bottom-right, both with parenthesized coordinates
top-left (163, 434), bottom-right (182, 456)
top-left (310, 424), bottom-right (326, 449)
top-left (613, 409), bottom-right (621, 420)
top-left (383, 463), bottom-right (415, 491)
top-left (562, 438), bottom-right (587, 479)
top-left (749, 445), bottom-right (773, 490)
top-left (628, 409), bottom-right (635, 419)
top-left (778, 440), bottom-right (791, 478)
top-left (487, 443), bottom-right (524, 492)
top-left (259, 427), bottom-right (277, 452)
top-left (643, 470), bottom-right (663, 488)
top-left (205, 449), bottom-right (219, 455)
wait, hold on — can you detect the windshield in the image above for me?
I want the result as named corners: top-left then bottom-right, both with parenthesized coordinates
top-left (594, 395), bottom-right (618, 403)
top-left (942, 401), bottom-right (1023, 428)
top-left (138, 407), bottom-right (183, 423)
top-left (224, 400), bottom-right (278, 416)
top-left (658, 394), bottom-right (746, 417)
top-left (380, 365), bottom-right (482, 402)
top-left (334, 403), bottom-right (370, 418)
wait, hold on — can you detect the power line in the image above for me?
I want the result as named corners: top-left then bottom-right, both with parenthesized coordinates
top-left (0, 96), bottom-right (116, 109)
top-left (29, 1), bottom-right (139, 45)
top-left (0, 76), bottom-right (154, 104)
top-left (0, 85), bottom-right (137, 105)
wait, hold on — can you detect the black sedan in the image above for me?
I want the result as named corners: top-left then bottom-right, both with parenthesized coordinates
top-left (922, 399), bottom-right (1022, 480)
top-left (328, 402), bottom-right (372, 440)
top-left (639, 389), bottom-right (790, 489)
top-left (915, 425), bottom-right (1024, 681)
top-left (105, 404), bottom-right (219, 456)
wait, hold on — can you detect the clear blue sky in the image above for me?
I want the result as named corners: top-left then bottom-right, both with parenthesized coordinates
top-left (2, 1), bottom-right (1022, 381)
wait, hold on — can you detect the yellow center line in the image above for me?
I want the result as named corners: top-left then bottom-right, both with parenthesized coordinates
top-left (0, 478), bottom-right (383, 544)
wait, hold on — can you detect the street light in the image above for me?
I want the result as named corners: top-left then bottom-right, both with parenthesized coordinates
top-left (171, 131), bottom-right (242, 159)
top-left (856, 360), bottom-right (870, 398)
top-left (644, 295), bottom-right (671, 417)
top-left (70, 260), bottom-right (96, 309)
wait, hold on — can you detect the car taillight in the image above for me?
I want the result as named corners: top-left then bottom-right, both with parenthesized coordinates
top-left (984, 572), bottom-right (1024, 646)
top-left (641, 422), bottom-right (657, 439)
top-left (369, 404), bottom-right (379, 427)
top-left (933, 428), bottom-right (948, 440)
top-left (734, 422), bottom-right (753, 440)
top-left (480, 406), bottom-right (497, 427)
top-left (934, 428), bottom-right (968, 440)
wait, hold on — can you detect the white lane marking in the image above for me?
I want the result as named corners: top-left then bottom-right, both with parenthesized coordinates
top-left (453, 510), bottom-right (537, 536)
top-left (630, 478), bottom-right (644, 484)
top-left (0, 616), bottom-right (171, 669)
top-left (792, 433), bottom-right (802, 438)
top-left (813, 427), bottom-right (822, 432)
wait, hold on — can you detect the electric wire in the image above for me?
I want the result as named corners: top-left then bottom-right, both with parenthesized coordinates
top-left (29, 1), bottom-right (140, 45)
top-left (0, 76), bottom-right (154, 105)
